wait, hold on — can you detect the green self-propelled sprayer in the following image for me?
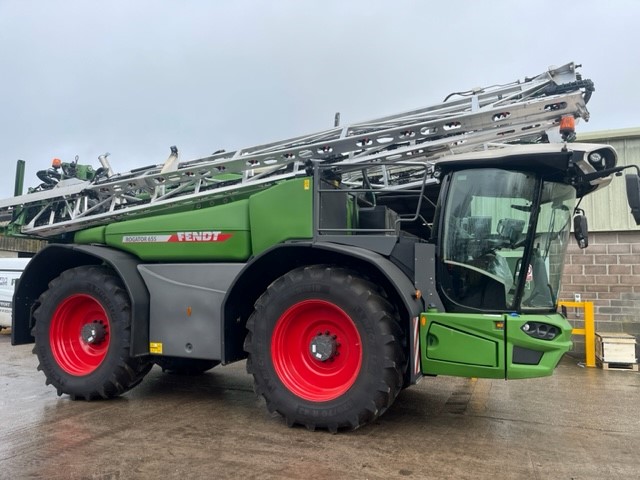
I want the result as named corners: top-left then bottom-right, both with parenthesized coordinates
top-left (2, 62), bottom-right (639, 431)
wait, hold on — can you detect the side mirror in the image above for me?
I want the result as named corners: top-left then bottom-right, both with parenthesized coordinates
top-left (625, 174), bottom-right (640, 225)
top-left (573, 210), bottom-right (588, 249)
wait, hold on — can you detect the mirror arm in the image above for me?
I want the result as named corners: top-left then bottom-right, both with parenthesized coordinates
top-left (579, 165), bottom-right (634, 183)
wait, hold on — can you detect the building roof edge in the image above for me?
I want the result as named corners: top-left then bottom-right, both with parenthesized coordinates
top-left (577, 127), bottom-right (640, 142)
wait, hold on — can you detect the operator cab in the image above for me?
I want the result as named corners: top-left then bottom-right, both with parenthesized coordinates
top-left (435, 167), bottom-right (573, 313)
top-left (432, 143), bottom-right (630, 314)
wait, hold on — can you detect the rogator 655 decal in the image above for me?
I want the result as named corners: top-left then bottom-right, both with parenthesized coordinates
top-left (122, 231), bottom-right (232, 243)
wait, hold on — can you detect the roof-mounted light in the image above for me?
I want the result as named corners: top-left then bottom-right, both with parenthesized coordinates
top-left (559, 115), bottom-right (576, 141)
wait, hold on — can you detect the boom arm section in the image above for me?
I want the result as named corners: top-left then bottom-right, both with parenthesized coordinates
top-left (1, 62), bottom-right (594, 238)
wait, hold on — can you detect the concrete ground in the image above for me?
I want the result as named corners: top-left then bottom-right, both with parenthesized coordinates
top-left (1, 329), bottom-right (639, 480)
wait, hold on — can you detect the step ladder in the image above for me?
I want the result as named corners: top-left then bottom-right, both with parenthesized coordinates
top-left (0, 62), bottom-right (594, 238)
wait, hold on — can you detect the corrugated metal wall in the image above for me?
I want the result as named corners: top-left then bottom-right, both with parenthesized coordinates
top-left (577, 128), bottom-right (640, 232)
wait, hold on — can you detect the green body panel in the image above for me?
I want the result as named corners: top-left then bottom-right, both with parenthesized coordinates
top-left (210, 173), bottom-right (242, 182)
top-left (427, 322), bottom-right (499, 367)
top-left (73, 178), bottom-right (311, 260)
top-left (104, 199), bottom-right (252, 261)
top-left (421, 311), bottom-right (506, 379)
top-left (74, 226), bottom-right (106, 244)
top-left (248, 177), bottom-right (313, 255)
top-left (504, 313), bottom-right (573, 379)
top-left (421, 311), bottom-right (572, 379)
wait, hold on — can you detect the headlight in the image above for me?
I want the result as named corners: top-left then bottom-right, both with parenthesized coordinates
top-left (588, 152), bottom-right (604, 169)
top-left (583, 147), bottom-right (616, 172)
top-left (521, 322), bottom-right (559, 340)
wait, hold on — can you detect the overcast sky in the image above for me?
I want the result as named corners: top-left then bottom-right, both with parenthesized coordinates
top-left (1, 0), bottom-right (639, 197)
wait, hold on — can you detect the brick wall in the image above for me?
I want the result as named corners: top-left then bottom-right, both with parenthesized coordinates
top-left (559, 231), bottom-right (640, 359)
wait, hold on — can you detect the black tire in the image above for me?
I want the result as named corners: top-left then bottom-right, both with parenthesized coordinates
top-left (244, 266), bottom-right (406, 432)
top-left (154, 356), bottom-right (219, 375)
top-left (33, 266), bottom-right (152, 400)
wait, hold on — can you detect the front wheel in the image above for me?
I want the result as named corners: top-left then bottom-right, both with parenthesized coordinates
top-left (33, 266), bottom-right (152, 400)
top-left (245, 266), bottom-right (405, 432)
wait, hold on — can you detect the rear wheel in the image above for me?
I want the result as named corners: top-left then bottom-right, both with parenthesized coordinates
top-left (33, 266), bottom-right (152, 400)
top-left (245, 266), bottom-right (405, 432)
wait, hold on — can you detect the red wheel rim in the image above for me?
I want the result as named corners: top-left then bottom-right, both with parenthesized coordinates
top-left (49, 294), bottom-right (110, 376)
top-left (271, 299), bottom-right (362, 402)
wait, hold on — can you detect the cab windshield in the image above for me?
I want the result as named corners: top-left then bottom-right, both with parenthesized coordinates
top-left (440, 168), bottom-right (575, 312)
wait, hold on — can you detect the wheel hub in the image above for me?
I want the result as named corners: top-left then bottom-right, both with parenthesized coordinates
top-left (81, 321), bottom-right (107, 345)
top-left (309, 331), bottom-right (339, 362)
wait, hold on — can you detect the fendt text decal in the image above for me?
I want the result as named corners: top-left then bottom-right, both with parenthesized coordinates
top-left (122, 231), bottom-right (232, 243)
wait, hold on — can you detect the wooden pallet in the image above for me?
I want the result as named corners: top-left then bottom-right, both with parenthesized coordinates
top-left (597, 360), bottom-right (639, 372)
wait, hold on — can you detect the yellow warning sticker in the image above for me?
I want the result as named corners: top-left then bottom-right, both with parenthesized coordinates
top-left (150, 342), bottom-right (163, 354)
top-left (303, 179), bottom-right (310, 190)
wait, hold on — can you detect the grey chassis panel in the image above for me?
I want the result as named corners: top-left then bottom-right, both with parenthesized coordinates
top-left (414, 243), bottom-right (445, 311)
top-left (138, 263), bottom-right (244, 361)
